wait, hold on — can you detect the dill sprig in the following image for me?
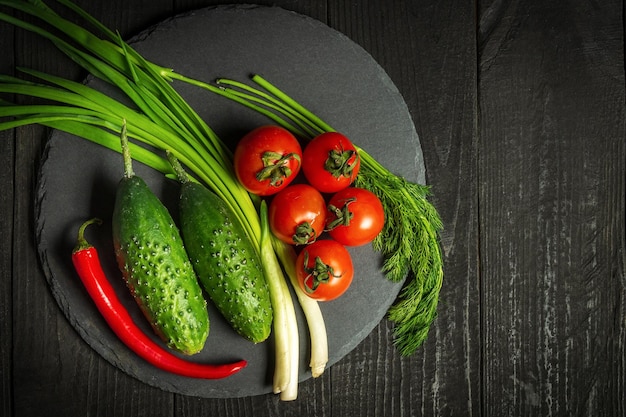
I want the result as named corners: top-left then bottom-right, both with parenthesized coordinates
top-left (0, 0), bottom-right (303, 397)
top-left (209, 75), bottom-right (445, 355)
top-left (0, 0), bottom-right (444, 355)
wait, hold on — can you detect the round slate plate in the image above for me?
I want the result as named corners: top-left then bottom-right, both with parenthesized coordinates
top-left (35, 4), bottom-right (424, 398)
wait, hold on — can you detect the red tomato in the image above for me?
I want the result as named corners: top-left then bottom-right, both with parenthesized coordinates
top-left (295, 240), bottom-right (354, 301)
top-left (326, 187), bottom-right (385, 246)
top-left (269, 184), bottom-right (327, 245)
top-left (233, 125), bottom-right (302, 196)
top-left (301, 132), bottom-right (360, 193)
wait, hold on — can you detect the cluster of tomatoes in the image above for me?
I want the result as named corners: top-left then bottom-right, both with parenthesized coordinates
top-left (233, 125), bottom-right (385, 301)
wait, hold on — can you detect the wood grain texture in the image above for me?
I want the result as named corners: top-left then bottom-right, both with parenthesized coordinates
top-left (2, 0), bottom-right (625, 416)
top-left (10, 1), bottom-right (178, 416)
top-left (11, 10), bottom-right (77, 412)
top-left (329, 1), bottom-right (481, 416)
top-left (0, 133), bottom-right (13, 417)
top-left (0, 5), bottom-right (15, 417)
top-left (479, 0), bottom-right (626, 416)
top-left (166, 3), bottom-right (334, 414)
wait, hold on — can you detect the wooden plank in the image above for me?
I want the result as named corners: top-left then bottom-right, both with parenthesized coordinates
top-left (328, 0), bottom-right (481, 416)
top-left (174, 0), bottom-right (328, 18)
top-left (0, 4), bottom-right (15, 417)
top-left (169, 1), bottom-right (336, 414)
top-left (4, 0), bottom-right (339, 415)
top-left (7, 1), bottom-right (175, 416)
top-left (479, 0), bottom-right (626, 415)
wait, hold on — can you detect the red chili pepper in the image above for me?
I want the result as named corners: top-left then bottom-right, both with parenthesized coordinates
top-left (71, 218), bottom-right (247, 379)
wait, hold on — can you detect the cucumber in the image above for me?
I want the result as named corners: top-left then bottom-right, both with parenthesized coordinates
top-left (168, 153), bottom-right (273, 343)
top-left (112, 128), bottom-right (209, 355)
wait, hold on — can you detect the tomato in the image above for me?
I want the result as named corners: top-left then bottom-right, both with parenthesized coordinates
top-left (326, 187), bottom-right (385, 246)
top-left (301, 132), bottom-right (360, 193)
top-left (233, 125), bottom-right (302, 196)
top-left (269, 184), bottom-right (327, 245)
top-left (295, 239), bottom-right (354, 301)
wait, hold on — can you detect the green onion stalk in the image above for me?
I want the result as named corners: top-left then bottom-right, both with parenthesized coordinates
top-left (0, 0), bottom-right (325, 400)
top-left (167, 70), bottom-right (444, 355)
top-left (146, 61), bottom-right (445, 356)
top-left (200, 75), bottom-right (445, 356)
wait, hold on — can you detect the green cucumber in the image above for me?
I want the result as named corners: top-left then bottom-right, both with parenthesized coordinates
top-left (112, 127), bottom-right (209, 355)
top-left (168, 153), bottom-right (273, 344)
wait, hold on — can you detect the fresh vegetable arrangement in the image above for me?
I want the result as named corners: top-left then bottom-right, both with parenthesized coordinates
top-left (246, 128), bottom-right (380, 302)
top-left (113, 123), bottom-right (210, 355)
top-left (301, 132), bottom-right (361, 193)
top-left (200, 75), bottom-right (444, 355)
top-left (0, 0), bottom-right (310, 400)
top-left (326, 187), bottom-right (385, 247)
top-left (295, 239), bottom-right (354, 301)
top-left (233, 125), bottom-right (302, 196)
top-left (0, 0), bottom-right (443, 401)
top-left (72, 217), bottom-right (247, 379)
top-left (268, 183), bottom-right (327, 245)
top-left (168, 151), bottom-right (273, 344)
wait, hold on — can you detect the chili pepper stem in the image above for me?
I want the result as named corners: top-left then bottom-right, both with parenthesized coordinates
top-left (72, 218), bottom-right (246, 379)
top-left (73, 217), bottom-right (102, 253)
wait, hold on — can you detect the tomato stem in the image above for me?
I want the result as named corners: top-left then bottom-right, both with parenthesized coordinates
top-left (325, 198), bottom-right (356, 231)
top-left (292, 222), bottom-right (317, 245)
top-left (200, 73), bottom-right (444, 356)
top-left (256, 151), bottom-right (301, 187)
top-left (301, 250), bottom-right (342, 293)
top-left (324, 148), bottom-right (359, 179)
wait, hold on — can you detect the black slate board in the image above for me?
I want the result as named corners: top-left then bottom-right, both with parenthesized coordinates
top-left (35, 4), bottom-right (424, 398)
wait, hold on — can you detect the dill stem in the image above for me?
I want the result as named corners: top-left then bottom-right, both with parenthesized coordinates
top-left (199, 74), bottom-right (445, 355)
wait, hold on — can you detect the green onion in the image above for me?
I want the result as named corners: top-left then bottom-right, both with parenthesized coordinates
top-left (259, 201), bottom-right (299, 398)
top-left (0, 0), bottom-right (309, 400)
top-left (203, 74), bottom-right (445, 356)
top-left (272, 237), bottom-right (328, 377)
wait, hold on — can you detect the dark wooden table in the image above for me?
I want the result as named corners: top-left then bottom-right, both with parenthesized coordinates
top-left (1, 0), bottom-right (625, 416)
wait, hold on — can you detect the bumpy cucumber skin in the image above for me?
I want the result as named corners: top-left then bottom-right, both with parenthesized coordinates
top-left (112, 175), bottom-right (209, 355)
top-left (179, 182), bottom-right (272, 344)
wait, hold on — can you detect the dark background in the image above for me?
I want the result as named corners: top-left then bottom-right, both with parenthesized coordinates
top-left (1, 0), bottom-right (624, 416)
